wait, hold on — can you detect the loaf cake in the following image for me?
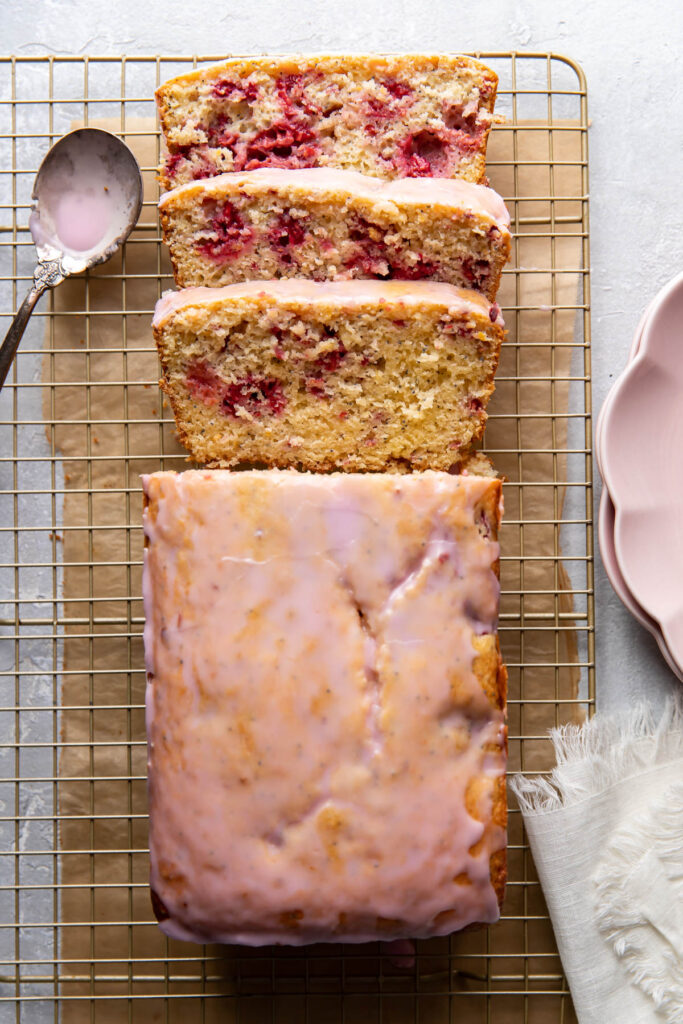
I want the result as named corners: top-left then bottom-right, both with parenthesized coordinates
top-left (143, 468), bottom-right (507, 945)
top-left (153, 279), bottom-right (505, 472)
top-left (159, 168), bottom-right (511, 297)
top-left (156, 54), bottom-right (499, 192)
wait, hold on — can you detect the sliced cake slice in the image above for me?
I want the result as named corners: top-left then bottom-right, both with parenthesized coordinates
top-left (159, 168), bottom-right (511, 298)
top-left (152, 280), bottom-right (505, 472)
top-left (156, 54), bottom-right (499, 191)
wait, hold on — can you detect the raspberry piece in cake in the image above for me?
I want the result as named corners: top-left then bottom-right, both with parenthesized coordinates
top-left (152, 279), bottom-right (505, 472)
top-left (156, 54), bottom-right (499, 191)
top-left (143, 468), bottom-right (507, 945)
top-left (194, 199), bottom-right (253, 263)
top-left (158, 168), bottom-right (511, 299)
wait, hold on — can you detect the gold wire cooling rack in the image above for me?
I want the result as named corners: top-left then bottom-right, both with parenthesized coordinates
top-left (0, 53), bottom-right (594, 1022)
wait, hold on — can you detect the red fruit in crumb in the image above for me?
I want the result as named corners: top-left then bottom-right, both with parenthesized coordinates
top-left (196, 201), bottom-right (253, 263)
top-left (468, 397), bottom-right (483, 412)
top-left (394, 130), bottom-right (448, 177)
top-left (186, 361), bottom-right (224, 406)
top-left (390, 254), bottom-right (438, 280)
top-left (305, 376), bottom-right (328, 397)
top-left (364, 96), bottom-right (392, 122)
top-left (275, 73), bottom-right (320, 117)
top-left (165, 144), bottom-right (195, 178)
top-left (345, 221), bottom-right (438, 281)
top-left (243, 120), bottom-right (319, 170)
top-left (384, 79), bottom-right (413, 100)
top-left (268, 212), bottom-right (307, 254)
top-left (489, 303), bottom-right (501, 322)
top-left (186, 363), bottom-right (286, 418)
top-left (222, 376), bottom-right (286, 418)
top-left (305, 339), bottom-right (347, 396)
top-left (212, 78), bottom-right (259, 102)
top-left (205, 115), bottom-right (241, 150)
top-left (394, 124), bottom-right (483, 177)
top-left (461, 257), bottom-right (491, 290)
top-left (363, 80), bottom-right (414, 136)
top-left (314, 342), bottom-right (347, 375)
top-left (165, 151), bottom-right (187, 178)
top-left (192, 160), bottom-right (217, 180)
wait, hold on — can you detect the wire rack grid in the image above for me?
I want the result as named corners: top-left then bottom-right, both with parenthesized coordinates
top-left (0, 52), bottom-right (593, 1022)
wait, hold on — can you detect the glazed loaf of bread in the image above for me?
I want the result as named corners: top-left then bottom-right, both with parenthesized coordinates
top-left (152, 279), bottom-right (505, 472)
top-left (143, 469), bottom-right (507, 945)
top-left (156, 54), bottom-right (498, 191)
top-left (159, 168), bottom-right (511, 297)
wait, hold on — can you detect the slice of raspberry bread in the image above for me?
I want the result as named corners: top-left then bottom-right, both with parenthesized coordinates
top-left (159, 168), bottom-right (511, 299)
top-left (156, 54), bottom-right (498, 192)
top-left (152, 280), bottom-right (505, 472)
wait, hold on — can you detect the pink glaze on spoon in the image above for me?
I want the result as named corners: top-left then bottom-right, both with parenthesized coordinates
top-left (0, 128), bottom-right (142, 389)
top-left (53, 191), bottom-right (113, 253)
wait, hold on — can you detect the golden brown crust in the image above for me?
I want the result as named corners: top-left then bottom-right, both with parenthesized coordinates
top-left (156, 53), bottom-right (498, 118)
top-left (157, 53), bottom-right (496, 92)
top-left (472, 483), bottom-right (506, 912)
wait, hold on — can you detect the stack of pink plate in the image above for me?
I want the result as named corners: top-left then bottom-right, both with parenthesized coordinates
top-left (597, 271), bottom-right (683, 681)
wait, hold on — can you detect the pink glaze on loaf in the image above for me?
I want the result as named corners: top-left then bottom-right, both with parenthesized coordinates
top-left (143, 469), bottom-right (506, 945)
top-left (152, 278), bottom-right (500, 329)
top-left (158, 167), bottom-right (511, 227)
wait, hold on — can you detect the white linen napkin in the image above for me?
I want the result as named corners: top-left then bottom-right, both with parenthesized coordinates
top-left (510, 700), bottom-right (683, 1024)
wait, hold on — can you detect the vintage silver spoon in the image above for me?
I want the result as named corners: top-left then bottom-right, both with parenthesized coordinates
top-left (0, 127), bottom-right (143, 389)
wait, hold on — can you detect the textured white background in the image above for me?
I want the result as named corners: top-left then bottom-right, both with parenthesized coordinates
top-left (4, 0), bottom-right (683, 711)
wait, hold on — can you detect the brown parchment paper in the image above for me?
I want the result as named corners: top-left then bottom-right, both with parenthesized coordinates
top-left (45, 117), bottom-right (586, 1023)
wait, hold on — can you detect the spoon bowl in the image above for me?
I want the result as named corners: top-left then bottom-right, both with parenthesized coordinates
top-left (29, 127), bottom-right (143, 273)
top-left (1, 127), bottom-right (143, 388)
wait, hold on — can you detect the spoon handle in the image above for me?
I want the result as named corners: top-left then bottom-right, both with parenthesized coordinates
top-left (0, 258), bottom-right (65, 391)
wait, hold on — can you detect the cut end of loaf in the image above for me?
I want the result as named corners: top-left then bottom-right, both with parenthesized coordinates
top-left (156, 54), bottom-right (498, 192)
top-left (152, 281), bottom-right (505, 472)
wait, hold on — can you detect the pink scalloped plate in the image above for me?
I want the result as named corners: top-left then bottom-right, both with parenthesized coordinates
top-left (596, 295), bottom-right (683, 679)
top-left (598, 489), bottom-right (683, 681)
top-left (594, 299), bottom-right (651, 478)
top-left (600, 270), bottom-right (683, 673)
